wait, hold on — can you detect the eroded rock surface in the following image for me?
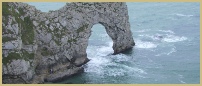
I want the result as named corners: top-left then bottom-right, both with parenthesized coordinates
top-left (2, 2), bottom-right (135, 83)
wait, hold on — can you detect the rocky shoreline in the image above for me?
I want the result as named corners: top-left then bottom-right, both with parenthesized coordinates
top-left (2, 2), bottom-right (135, 84)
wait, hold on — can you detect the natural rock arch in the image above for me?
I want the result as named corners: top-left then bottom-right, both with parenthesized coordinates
top-left (2, 2), bottom-right (135, 83)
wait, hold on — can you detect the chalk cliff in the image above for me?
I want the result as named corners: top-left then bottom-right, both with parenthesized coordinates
top-left (2, 2), bottom-right (135, 83)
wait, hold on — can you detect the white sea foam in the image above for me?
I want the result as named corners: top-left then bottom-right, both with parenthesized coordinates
top-left (155, 47), bottom-right (176, 56)
top-left (158, 30), bottom-right (175, 34)
top-left (162, 35), bottom-right (187, 42)
top-left (85, 57), bottom-right (109, 76)
top-left (135, 29), bottom-right (151, 33)
top-left (104, 62), bottom-right (147, 77)
top-left (97, 42), bottom-right (113, 56)
top-left (179, 80), bottom-right (186, 84)
top-left (136, 40), bottom-right (158, 49)
top-left (138, 34), bottom-right (160, 41)
top-left (124, 65), bottom-right (147, 74)
top-left (173, 72), bottom-right (186, 84)
top-left (85, 50), bottom-right (111, 77)
top-left (105, 68), bottom-right (126, 77)
top-left (86, 44), bottom-right (111, 75)
top-left (175, 13), bottom-right (194, 17)
top-left (138, 33), bottom-right (172, 42)
top-left (138, 31), bottom-right (187, 43)
top-left (110, 54), bottom-right (131, 62)
top-left (167, 47), bottom-right (177, 55)
top-left (85, 42), bottom-right (116, 76)
top-left (86, 41), bottom-right (147, 78)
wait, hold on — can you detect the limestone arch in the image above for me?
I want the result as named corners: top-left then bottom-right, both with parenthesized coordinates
top-left (71, 2), bottom-right (135, 66)
top-left (2, 2), bottom-right (136, 83)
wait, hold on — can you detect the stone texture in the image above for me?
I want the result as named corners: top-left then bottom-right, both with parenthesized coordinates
top-left (2, 2), bottom-right (135, 84)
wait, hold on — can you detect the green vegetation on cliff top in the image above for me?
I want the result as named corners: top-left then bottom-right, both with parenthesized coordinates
top-left (2, 50), bottom-right (34, 64)
top-left (2, 2), bottom-right (11, 16)
top-left (2, 37), bottom-right (17, 43)
top-left (2, 2), bottom-right (35, 45)
top-left (21, 16), bottom-right (35, 45)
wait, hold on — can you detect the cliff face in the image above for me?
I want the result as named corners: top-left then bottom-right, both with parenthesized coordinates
top-left (2, 2), bottom-right (135, 83)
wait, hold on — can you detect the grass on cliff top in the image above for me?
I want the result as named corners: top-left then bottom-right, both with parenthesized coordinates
top-left (2, 2), bottom-right (11, 16)
top-left (2, 50), bottom-right (34, 64)
top-left (2, 37), bottom-right (17, 43)
top-left (2, 52), bottom-right (21, 64)
top-left (21, 16), bottom-right (35, 45)
top-left (2, 2), bottom-right (25, 16)
top-left (2, 2), bottom-right (35, 45)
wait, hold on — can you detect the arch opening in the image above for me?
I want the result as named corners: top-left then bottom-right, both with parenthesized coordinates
top-left (84, 24), bottom-right (114, 75)
top-left (87, 24), bottom-right (114, 59)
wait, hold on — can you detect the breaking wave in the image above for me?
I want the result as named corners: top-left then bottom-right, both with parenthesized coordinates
top-left (162, 35), bottom-right (187, 42)
top-left (86, 42), bottom-right (147, 78)
top-left (135, 40), bottom-right (158, 49)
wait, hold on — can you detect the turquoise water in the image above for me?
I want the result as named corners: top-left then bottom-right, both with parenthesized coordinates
top-left (26, 2), bottom-right (200, 84)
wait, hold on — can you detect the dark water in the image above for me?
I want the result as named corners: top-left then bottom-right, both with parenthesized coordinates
top-left (27, 2), bottom-right (200, 84)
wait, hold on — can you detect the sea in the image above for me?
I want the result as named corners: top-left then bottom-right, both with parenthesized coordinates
top-left (26, 2), bottom-right (200, 84)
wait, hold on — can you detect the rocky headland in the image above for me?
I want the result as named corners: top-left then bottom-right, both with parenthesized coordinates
top-left (2, 2), bottom-right (135, 83)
